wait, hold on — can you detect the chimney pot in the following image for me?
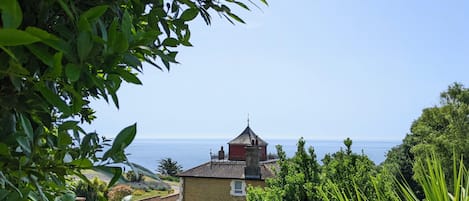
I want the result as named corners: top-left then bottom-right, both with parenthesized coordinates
top-left (218, 146), bottom-right (225, 160)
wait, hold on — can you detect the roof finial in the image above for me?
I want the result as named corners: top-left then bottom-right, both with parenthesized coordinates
top-left (247, 113), bottom-right (250, 127)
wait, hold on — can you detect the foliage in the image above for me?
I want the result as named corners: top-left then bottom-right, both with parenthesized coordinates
top-left (0, 0), bottom-right (266, 199)
top-left (107, 184), bottom-right (132, 201)
top-left (321, 153), bottom-right (469, 201)
top-left (125, 170), bottom-right (143, 183)
top-left (321, 138), bottom-right (380, 200)
top-left (247, 137), bottom-right (321, 201)
top-left (159, 174), bottom-right (180, 182)
top-left (73, 177), bottom-right (108, 201)
top-left (157, 158), bottom-right (183, 177)
top-left (384, 83), bottom-right (469, 198)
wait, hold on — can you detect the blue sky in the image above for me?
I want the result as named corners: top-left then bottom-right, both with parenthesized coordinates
top-left (84, 0), bottom-right (469, 140)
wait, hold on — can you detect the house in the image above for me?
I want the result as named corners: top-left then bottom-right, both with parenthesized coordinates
top-left (178, 125), bottom-right (277, 201)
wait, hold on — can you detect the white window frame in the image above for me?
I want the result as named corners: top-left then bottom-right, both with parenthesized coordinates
top-left (230, 180), bottom-right (246, 196)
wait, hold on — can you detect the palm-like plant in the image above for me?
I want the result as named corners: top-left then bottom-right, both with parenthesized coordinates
top-left (321, 153), bottom-right (469, 201)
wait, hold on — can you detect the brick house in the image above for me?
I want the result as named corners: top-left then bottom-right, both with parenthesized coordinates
top-left (178, 125), bottom-right (277, 201)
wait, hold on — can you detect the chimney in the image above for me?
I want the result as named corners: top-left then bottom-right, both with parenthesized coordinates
top-left (244, 144), bottom-right (261, 180)
top-left (218, 146), bottom-right (225, 160)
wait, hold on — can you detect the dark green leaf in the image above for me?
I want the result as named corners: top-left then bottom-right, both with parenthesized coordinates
top-left (122, 10), bottom-right (132, 41)
top-left (0, 0), bottom-right (23, 29)
top-left (81, 5), bottom-right (108, 22)
top-left (58, 121), bottom-right (78, 131)
top-left (180, 8), bottom-right (199, 21)
top-left (226, 0), bottom-right (250, 10)
top-left (19, 113), bottom-right (33, 140)
top-left (0, 29), bottom-right (40, 46)
top-left (227, 12), bottom-right (245, 24)
top-left (117, 69), bottom-right (142, 85)
top-left (162, 38), bottom-right (179, 47)
top-left (0, 143), bottom-right (9, 156)
top-left (25, 27), bottom-right (70, 54)
top-left (70, 158), bottom-right (92, 168)
top-left (77, 31), bottom-right (92, 62)
top-left (113, 33), bottom-right (129, 53)
top-left (35, 84), bottom-right (71, 115)
top-left (56, 0), bottom-right (74, 21)
top-left (16, 136), bottom-right (31, 155)
top-left (58, 132), bottom-right (72, 148)
top-left (26, 44), bottom-right (53, 67)
top-left (65, 63), bottom-right (81, 82)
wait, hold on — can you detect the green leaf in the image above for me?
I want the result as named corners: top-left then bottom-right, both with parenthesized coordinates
top-left (226, 0), bottom-right (250, 10)
top-left (93, 166), bottom-right (126, 187)
top-left (227, 12), bottom-right (245, 24)
top-left (0, 29), bottom-right (40, 46)
top-left (0, 143), bottom-right (9, 156)
top-left (81, 5), bottom-right (108, 22)
top-left (58, 121), bottom-right (79, 131)
top-left (65, 63), bottom-right (81, 82)
top-left (162, 38), bottom-right (179, 47)
top-left (113, 33), bottom-right (129, 53)
top-left (26, 44), bottom-right (54, 67)
top-left (77, 31), bottom-right (92, 62)
top-left (35, 84), bottom-right (71, 116)
top-left (56, 0), bottom-right (74, 21)
top-left (25, 27), bottom-right (70, 54)
top-left (58, 132), bottom-right (72, 148)
top-left (122, 10), bottom-right (132, 41)
top-left (19, 113), bottom-right (33, 140)
top-left (54, 192), bottom-right (76, 201)
top-left (70, 158), bottom-right (93, 168)
top-left (0, 0), bottom-right (23, 29)
top-left (112, 123), bottom-right (137, 151)
top-left (117, 69), bottom-right (142, 85)
top-left (180, 8), bottom-right (199, 21)
top-left (16, 136), bottom-right (31, 155)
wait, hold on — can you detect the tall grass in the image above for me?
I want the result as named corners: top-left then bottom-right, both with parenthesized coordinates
top-left (321, 154), bottom-right (469, 201)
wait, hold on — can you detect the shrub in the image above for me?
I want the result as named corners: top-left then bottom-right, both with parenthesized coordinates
top-left (107, 184), bottom-right (133, 201)
top-left (73, 177), bottom-right (108, 201)
top-left (125, 170), bottom-right (144, 182)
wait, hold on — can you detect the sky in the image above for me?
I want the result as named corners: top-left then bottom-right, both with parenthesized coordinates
top-left (84, 0), bottom-right (469, 140)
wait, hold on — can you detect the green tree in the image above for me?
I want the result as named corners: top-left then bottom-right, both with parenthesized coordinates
top-left (157, 158), bottom-right (183, 177)
top-left (247, 137), bottom-right (321, 201)
top-left (384, 83), bottom-right (469, 198)
top-left (321, 138), bottom-right (379, 201)
top-left (0, 0), bottom-right (266, 199)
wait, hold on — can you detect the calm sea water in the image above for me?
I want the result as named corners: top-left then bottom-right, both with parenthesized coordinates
top-left (125, 139), bottom-right (401, 172)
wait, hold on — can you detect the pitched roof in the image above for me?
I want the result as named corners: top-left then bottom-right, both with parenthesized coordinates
top-left (228, 126), bottom-right (268, 145)
top-left (178, 160), bottom-right (278, 180)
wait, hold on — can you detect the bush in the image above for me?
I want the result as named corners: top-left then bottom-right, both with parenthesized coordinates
top-left (73, 177), bottom-right (108, 201)
top-left (125, 170), bottom-right (144, 182)
top-left (107, 184), bottom-right (133, 201)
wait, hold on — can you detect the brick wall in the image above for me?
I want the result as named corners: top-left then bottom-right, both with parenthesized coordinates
top-left (181, 177), bottom-right (265, 201)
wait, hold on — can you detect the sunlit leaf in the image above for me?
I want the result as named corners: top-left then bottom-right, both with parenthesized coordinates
top-left (0, 29), bottom-right (40, 46)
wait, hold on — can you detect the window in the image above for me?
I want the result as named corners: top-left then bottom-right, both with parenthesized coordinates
top-left (230, 180), bottom-right (246, 196)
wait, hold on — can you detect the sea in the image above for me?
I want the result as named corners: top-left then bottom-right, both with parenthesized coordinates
top-left (124, 139), bottom-right (401, 172)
